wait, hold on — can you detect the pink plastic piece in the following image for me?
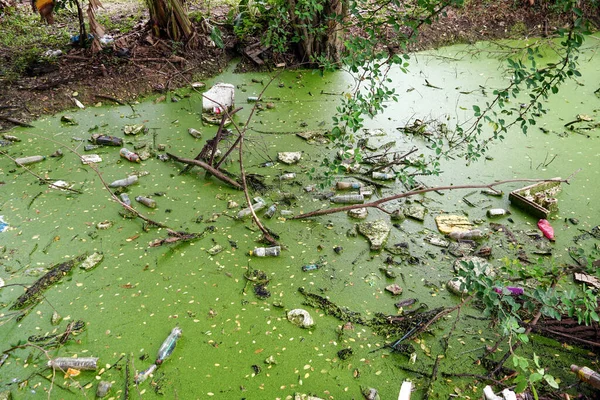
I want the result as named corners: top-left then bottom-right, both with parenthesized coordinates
top-left (537, 219), bottom-right (555, 241)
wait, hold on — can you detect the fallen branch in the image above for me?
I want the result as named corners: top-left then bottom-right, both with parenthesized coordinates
top-left (292, 176), bottom-right (574, 220)
top-left (167, 153), bottom-right (242, 190)
top-left (94, 94), bottom-right (125, 105)
top-left (0, 116), bottom-right (33, 127)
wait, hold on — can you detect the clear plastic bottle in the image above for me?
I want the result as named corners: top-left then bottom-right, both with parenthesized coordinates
top-left (96, 381), bottom-right (112, 398)
top-left (109, 175), bottom-right (138, 188)
top-left (120, 148), bottom-right (141, 163)
top-left (336, 181), bottom-right (362, 190)
top-left (134, 363), bottom-right (157, 384)
top-left (156, 327), bottom-right (183, 365)
top-left (84, 144), bottom-right (99, 151)
top-left (250, 246), bottom-right (281, 257)
top-left (15, 155), bottom-right (45, 166)
top-left (264, 204), bottom-right (277, 219)
top-left (330, 194), bottom-right (364, 204)
top-left (47, 357), bottom-right (98, 370)
top-left (302, 264), bottom-right (319, 272)
top-left (372, 172), bottom-right (395, 180)
top-left (237, 200), bottom-right (267, 219)
top-left (119, 193), bottom-right (131, 206)
top-left (135, 196), bottom-right (156, 208)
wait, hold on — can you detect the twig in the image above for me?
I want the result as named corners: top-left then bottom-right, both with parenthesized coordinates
top-left (94, 94), bottom-right (125, 105)
top-left (0, 116), bottom-right (34, 127)
top-left (167, 153), bottom-right (242, 189)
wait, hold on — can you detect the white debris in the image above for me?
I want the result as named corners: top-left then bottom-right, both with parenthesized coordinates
top-left (202, 83), bottom-right (235, 114)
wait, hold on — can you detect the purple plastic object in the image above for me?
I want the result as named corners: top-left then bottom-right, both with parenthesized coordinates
top-left (493, 286), bottom-right (524, 296)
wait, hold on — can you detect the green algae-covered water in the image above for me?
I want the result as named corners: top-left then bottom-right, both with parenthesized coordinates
top-left (1, 37), bottom-right (599, 399)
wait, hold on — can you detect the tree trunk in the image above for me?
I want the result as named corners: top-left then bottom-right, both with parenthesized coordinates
top-left (145, 0), bottom-right (193, 42)
top-left (287, 0), bottom-right (347, 65)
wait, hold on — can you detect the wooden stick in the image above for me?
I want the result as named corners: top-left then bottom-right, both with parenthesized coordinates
top-left (167, 153), bottom-right (242, 190)
top-left (0, 116), bottom-right (33, 127)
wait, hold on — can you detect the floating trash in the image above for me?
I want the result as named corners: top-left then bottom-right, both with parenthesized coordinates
top-left (0, 216), bottom-right (8, 233)
top-left (287, 309), bottom-right (315, 328)
top-left (358, 219), bottom-right (391, 250)
top-left (277, 152), bottom-right (302, 165)
top-left (48, 357), bottom-right (98, 370)
top-left (81, 154), bottom-right (102, 164)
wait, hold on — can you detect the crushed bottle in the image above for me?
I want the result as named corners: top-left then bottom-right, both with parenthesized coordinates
top-left (156, 327), bottom-right (183, 365)
top-left (135, 196), bottom-right (156, 208)
top-left (108, 175), bottom-right (138, 188)
top-left (119, 193), bottom-right (131, 206)
top-left (134, 363), bottom-right (157, 384)
top-left (120, 148), bottom-right (141, 163)
top-left (264, 204), bottom-right (277, 219)
top-left (250, 246), bottom-right (281, 257)
top-left (279, 173), bottom-right (296, 180)
top-left (15, 155), bottom-right (45, 166)
top-left (48, 357), bottom-right (98, 370)
top-left (90, 134), bottom-right (123, 146)
top-left (448, 229), bottom-right (485, 241)
top-left (96, 381), bottom-right (112, 398)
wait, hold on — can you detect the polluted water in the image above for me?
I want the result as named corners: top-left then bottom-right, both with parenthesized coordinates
top-left (0, 37), bottom-right (600, 400)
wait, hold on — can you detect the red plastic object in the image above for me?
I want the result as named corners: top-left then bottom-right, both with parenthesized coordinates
top-left (537, 219), bottom-right (555, 241)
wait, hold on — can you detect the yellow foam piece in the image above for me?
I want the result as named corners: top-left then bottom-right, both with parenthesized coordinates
top-left (435, 215), bottom-right (473, 235)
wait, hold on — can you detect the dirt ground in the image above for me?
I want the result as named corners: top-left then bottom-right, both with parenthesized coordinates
top-left (0, 1), bottom-right (588, 131)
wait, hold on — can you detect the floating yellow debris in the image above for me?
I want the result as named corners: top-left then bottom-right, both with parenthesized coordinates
top-left (435, 215), bottom-right (473, 234)
top-left (64, 368), bottom-right (80, 379)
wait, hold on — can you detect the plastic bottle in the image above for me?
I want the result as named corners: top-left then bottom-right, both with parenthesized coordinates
top-left (96, 381), bottom-right (112, 398)
top-left (91, 134), bottom-right (123, 146)
top-left (264, 204), bottom-right (277, 219)
top-left (134, 363), bottom-right (157, 384)
top-left (237, 200), bottom-right (267, 219)
top-left (336, 181), bottom-right (362, 190)
top-left (84, 144), bottom-right (99, 151)
top-left (156, 327), bottom-right (183, 365)
top-left (280, 173), bottom-right (296, 180)
top-left (120, 148), bottom-right (141, 163)
top-left (15, 155), bottom-right (45, 166)
top-left (250, 246), bottom-right (281, 257)
top-left (260, 161), bottom-right (275, 167)
top-left (448, 229), bottom-right (485, 241)
top-left (247, 96), bottom-right (260, 102)
top-left (372, 172), bottom-right (395, 180)
top-left (108, 175), bottom-right (138, 188)
top-left (302, 264), bottom-right (320, 272)
top-left (119, 193), bottom-right (131, 206)
top-left (48, 357), bottom-right (98, 370)
top-left (571, 365), bottom-right (600, 389)
top-left (330, 194), bottom-right (364, 204)
top-left (136, 196), bottom-right (156, 208)
top-left (188, 128), bottom-right (202, 139)
top-left (487, 209), bottom-right (510, 217)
